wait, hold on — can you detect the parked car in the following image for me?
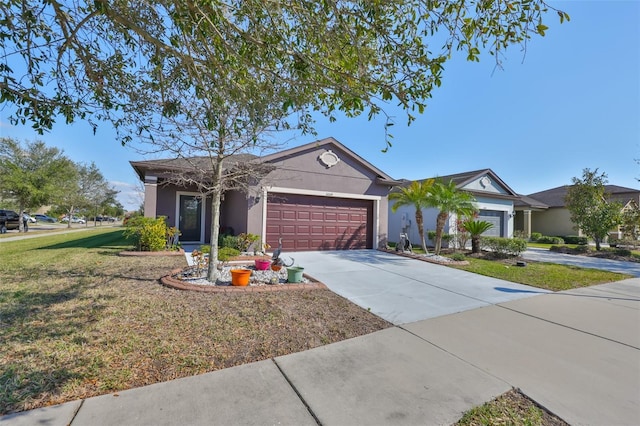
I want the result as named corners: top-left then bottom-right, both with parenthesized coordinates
top-left (0, 209), bottom-right (21, 232)
top-left (34, 214), bottom-right (57, 223)
top-left (61, 216), bottom-right (86, 224)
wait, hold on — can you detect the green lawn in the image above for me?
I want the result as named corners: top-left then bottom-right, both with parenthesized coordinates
top-left (451, 257), bottom-right (632, 291)
top-left (0, 228), bottom-right (389, 415)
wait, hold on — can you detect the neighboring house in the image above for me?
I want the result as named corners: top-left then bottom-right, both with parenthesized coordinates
top-left (131, 138), bottom-right (398, 251)
top-left (515, 185), bottom-right (640, 238)
top-left (388, 169), bottom-right (520, 247)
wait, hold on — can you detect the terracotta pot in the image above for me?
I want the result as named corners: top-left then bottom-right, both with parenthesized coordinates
top-left (270, 264), bottom-right (282, 272)
top-left (230, 269), bottom-right (251, 286)
top-left (254, 259), bottom-right (270, 270)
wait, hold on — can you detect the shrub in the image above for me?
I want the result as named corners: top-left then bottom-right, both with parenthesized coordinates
top-left (237, 233), bottom-right (260, 252)
top-left (219, 234), bottom-right (239, 249)
top-left (513, 230), bottom-right (528, 240)
top-left (218, 247), bottom-right (240, 262)
top-left (562, 235), bottom-right (588, 245)
top-left (450, 253), bottom-right (466, 261)
top-left (550, 245), bottom-right (591, 254)
top-left (427, 230), bottom-right (436, 241)
top-left (123, 216), bottom-right (169, 251)
top-left (574, 244), bottom-right (591, 253)
top-left (199, 244), bottom-right (211, 254)
top-left (536, 235), bottom-right (565, 245)
top-left (482, 237), bottom-right (528, 257)
top-left (614, 248), bottom-right (632, 257)
top-left (529, 232), bottom-right (542, 242)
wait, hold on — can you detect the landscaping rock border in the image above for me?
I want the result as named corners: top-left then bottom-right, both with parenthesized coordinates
top-left (160, 268), bottom-right (328, 293)
top-left (119, 249), bottom-right (185, 257)
top-left (378, 248), bottom-right (470, 265)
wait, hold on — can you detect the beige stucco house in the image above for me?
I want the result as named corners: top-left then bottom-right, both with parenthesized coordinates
top-left (515, 185), bottom-right (640, 238)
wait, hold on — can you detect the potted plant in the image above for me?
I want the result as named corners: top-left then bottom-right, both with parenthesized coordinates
top-left (286, 265), bottom-right (305, 283)
top-left (254, 242), bottom-right (271, 270)
top-left (230, 268), bottom-right (252, 286)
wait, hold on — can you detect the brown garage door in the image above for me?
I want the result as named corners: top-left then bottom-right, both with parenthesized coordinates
top-left (266, 193), bottom-right (373, 251)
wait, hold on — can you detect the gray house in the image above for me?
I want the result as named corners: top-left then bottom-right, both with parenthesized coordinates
top-left (388, 169), bottom-right (520, 247)
top-left (131, 138), bottom-right (398, 251)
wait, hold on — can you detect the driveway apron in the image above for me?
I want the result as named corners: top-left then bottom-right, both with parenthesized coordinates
top-left (292, 250), bottom-right (549, 325)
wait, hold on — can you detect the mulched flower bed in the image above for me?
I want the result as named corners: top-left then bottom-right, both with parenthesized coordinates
top-left (378, 248), bottom-right (470, 265)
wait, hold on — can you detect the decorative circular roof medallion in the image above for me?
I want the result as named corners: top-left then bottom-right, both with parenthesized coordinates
top-left (319, 150), bottom-right (340, 168)
top-left (480, 176), bottom-right (491, 188)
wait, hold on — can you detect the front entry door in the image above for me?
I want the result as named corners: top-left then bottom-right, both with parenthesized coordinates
top-left (179, 195), bottom-right (202, 242)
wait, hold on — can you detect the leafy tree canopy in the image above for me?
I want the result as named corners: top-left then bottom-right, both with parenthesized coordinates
top-left (1, 1), bottom-right (568, 147)
top-left (565, 168), bottom-right (622, 250)
top-left (0, 137), bottom-right (75, 230)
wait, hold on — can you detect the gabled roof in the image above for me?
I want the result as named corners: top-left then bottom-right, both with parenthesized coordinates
top-left (514, 194), bottom-right (549, 210)
top-left (130, 154), bottom-right (259, 181)
top-left (260, 137), bottom-right (399, 185)
top-left (130, 137), bottom-right (400, 185)
top-left (399, 168), bottom-right (519, 199)
top-left (527, 185), bottom-right (640, 208)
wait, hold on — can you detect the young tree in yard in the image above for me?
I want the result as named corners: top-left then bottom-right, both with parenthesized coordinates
top-left (56, 162), bottom-right (108, 228)
top-left (0, 138), bottom-right (74, 231)
top-left (565, 169), bottom-right (622, 251)
top-left (620, 201), bottom-right (640, 241)
top-left (389, 180), bottom-right (436, 254)
top-left (463, 220), bottom-right (495, 254)
top-left (133, 82), bottom-right (287, 282)
top-left (1, 1), bottom-right (569, 145)
top-left (428, 180), bottom-right (477, 255)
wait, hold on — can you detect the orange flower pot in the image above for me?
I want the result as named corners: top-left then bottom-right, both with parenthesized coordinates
top-left (270, 264), bottom-right (282, 272)
top-left (230, 269), bottom-right (251, 286)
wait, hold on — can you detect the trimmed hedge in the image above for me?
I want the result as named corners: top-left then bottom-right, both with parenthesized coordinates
top-left (536, 235), bottom-right (565, 245)
top-left (562, 235), bottom-right (588, 245)
top-left (529, 232), bottom-right (542, 242)
top-left (482, 237), bottom-right (528, 257)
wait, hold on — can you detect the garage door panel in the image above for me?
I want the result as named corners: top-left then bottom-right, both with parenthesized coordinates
top-left (280, 225), bottom-right (296, 234)
top-left (479, 210), bottom-right (504, 237)
top-left (267, 193), bottom-right (373, 251)
top-left (282, 211), bottom-right (296, 220)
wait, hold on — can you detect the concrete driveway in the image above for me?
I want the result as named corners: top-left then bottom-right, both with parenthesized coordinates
top-left (292, 250), bottom-right (549, 325)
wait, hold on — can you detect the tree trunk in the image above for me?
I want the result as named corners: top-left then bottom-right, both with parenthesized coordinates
top-left (206, 157), bottom-right (224, 282)
top-left (435, 212), bottom-right (447, 255)
top-left (471, 236), bottom-right (480, 254)
top-left (18, 205), bottom-right (25, 233)
top-left (594, 237), bottom-right (601, 251)
top-left (415, 208), bottom-right (428, 254)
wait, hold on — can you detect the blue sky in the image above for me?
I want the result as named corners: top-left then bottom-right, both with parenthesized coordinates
top-left (1, 1), bottom-right (638, 211)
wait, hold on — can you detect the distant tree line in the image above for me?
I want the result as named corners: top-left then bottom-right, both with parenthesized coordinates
top-left (0, 137), bottom-right (123, 231)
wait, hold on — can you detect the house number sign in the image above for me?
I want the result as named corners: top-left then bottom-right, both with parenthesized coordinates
top-left (319, 150), bottom-right (340, 168)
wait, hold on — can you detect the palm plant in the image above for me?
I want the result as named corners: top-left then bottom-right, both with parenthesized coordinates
top-left (389, 179), bottom-right (435, 254)
top-left (428, 180), bottom-right (477, 255)
top-left (463, 220), bottom-right (494, 253)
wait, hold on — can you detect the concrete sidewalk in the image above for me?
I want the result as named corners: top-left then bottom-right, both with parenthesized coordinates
top-left (3, 279), bottom-right (638, 425)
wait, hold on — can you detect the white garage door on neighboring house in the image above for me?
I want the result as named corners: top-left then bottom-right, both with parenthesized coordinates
top-left (478, 210), bottom-right (504, 237)
top-left (266, 193), bottom-right (373, 251)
